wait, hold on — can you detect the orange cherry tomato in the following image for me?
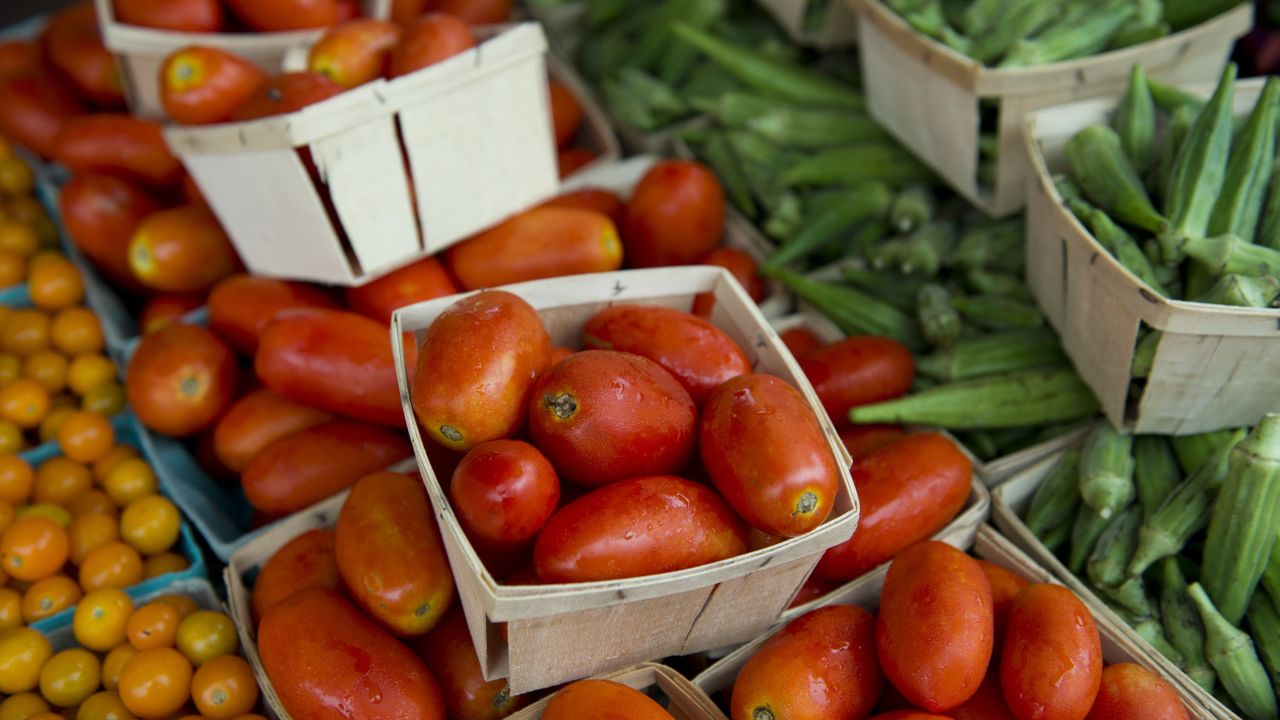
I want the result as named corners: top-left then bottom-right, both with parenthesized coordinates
top-left (57, 410), bottom-right (115, 464)
top-left (153, 594), bottom-right (198, 619)
top-left (20, 574), bottom-right (81, 622)
top-left (128, 205), bottom-right (242, 293)
top-left (125, 324), bottom-right (239, 438)
top-left (101, 642), bottom-right (138, 690)
top-left (389, 13), bottom-right (476, 78)
top-left (0, 378), bottom-right (50, 429)
top-left (143, 552), bottom-right (189, 578)
top-left (1, 309), bottom-right (51, 356)
top-left (160, 46), bottom-right (268, 126)
top-left (91, 445), bottom-right (137, 486)
top-left (28, 256), bottom-right (85, 310)
top-left (191, 655), bottom-right (259, 719)
top-left (78, 541), bottom-right (144, 591)
top-left (127, 601), bottom-right (183, 650)
top-left (69, 511), bottom-right (120, 565)
top-left (0, 588), bottom-right (20, 630)
top-left (0, 516), bottom-right (68, 581)
top-left (118, 646), bottom-right (193, 719)
top-left (34, 456), bottom-right (92, 505)
top-left (0, 455), bottom-right (33, 503)
top-left (68, 489), bottom-right (118, 518)
top-left (73, 587), bottom-right (134, 651)
top-left (50, 306), bottom-right (105, 355)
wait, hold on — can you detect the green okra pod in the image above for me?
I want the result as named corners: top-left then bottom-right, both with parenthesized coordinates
top-left (1088, 505), bottom-right (1143, 589)
top-left (1263, 534), bottom-right (1280, 606)
top-left (1173, 428), bottom-right (1248, 475)
top-left (1079, 424), bottom-right (1136, 521)
top-left (1162, 558), bottom-right (1217, 692)
top-left (1115, 65), bottom-right (1156, 173)
top-left (841, 266), bottom-right (926, 314)
top-left (949, 219), bottom-right (1026, 274)
top-left (694, 131), bottom-right (757, 219)
top-left (773, 270), bottom-right (927, 350)
top-left (1134, 436), bottom-right (1182, 521)
top-left (963, 270), bottom-right (1034, 302)
top-left (1130, 329), bottom-right (1161, 379)
top-left (1191, 274), bottom-right (1280, 308)
top-left (916, 284), bottom-right (963, 350)
top-left (966, 0), bottom-right (1059, 64)
top-left (1246, 592), bottom-right (1280, 694)
top-left (1177, 233), bottom-right (1280, 279)
top-left (1039, 517), bottom-right (1073, 554)
top-left (1208, 77), bottom-right (1280, 241)
top-left (1071, 503), bottom-right (1113, 574)
top-left (779, 143), bottom-right (935, 188)
top-left (1066, 125), bottom-right (1167, 233)
top-left (890, 184), bottom-right (938, 234)
top-left (871, 221), bottom-right (957, 277)
top-left (1025, 448), bottom-right (1084, 538)
top-left (950, 295), bottom-right (1044, 330)
top-left (1069, 198), bottom-right (1168, 295)
top-left (1188, 582), bottom-right (1279, 720)
top-left (914, 328), bottom-right (1068, 382)
top-left (763, 184), bottom-right (894, 271)
top-left (1109, 22), bottom-right (1170, 50)
top-left (1000, 0), bottom-right (1136, 67)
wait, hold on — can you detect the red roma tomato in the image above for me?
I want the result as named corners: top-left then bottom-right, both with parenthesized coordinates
top-left (557, 147), bottom-right (595, 178)
top-left (436, 0), bottom-right (512, 25)
top-left (732, 606), bottom-right (883, 720)
top-left (0, 70), bottom-right (84, 159)
top-left (539, 188), bottom-right (625, 226)
top-left (547, 79), bottom-right (582, 148)
top-left (1000, 584), bottom-right (1102, 720)
top-left (0, 41), bottom-right (40, 80)
top-left (582, 305), bottom-right (750, 405)
top-left (877, 541), bottom-right (994, 712)
top-left (544, 680), bottom-right (672, 720)
top-left (816, 433), bottom-right (971, 581)
top-left (259, 588), bottom-right (446, 720)
top-left (412, 291), bottom-right (551, 451)
top-left (40, 3), bottom-right (124, 108)
top-left (450, 439), bottom-right (559, 552)
top-left (391, 0), bottom-right (429, 23)
top-left (779, 326), bottom-right (824, 360)
top-left (308, 20), bottom-right (400, 88)
top-left (870, 713), bottom-right (956, 720)
top-left (529, 350), bottom-right (696, 487)
top-left (242, 422), bottom-right (411, 515)
top-left (251, 528), bottom-right (339, 622)
top-left (54, 115), bottom-right (181, 188)
top-left (623, 160), bottom-right (724, 268)
top-left (413, 607), bottom-right (529, 719)
top-left (59, 173), bottom-right (159, 290)
top-left (335, 471), bottom-right (454, 636)
top-left (161, 46), bottom-right (268, 125)
top-left (1084, 663), bottom-right (1188, 720)
top-left (230, 72), bottom-right (344, 121)
top-left (787, 575), bottom-right (837, 609)
top-left (256, 308), bottom-right (410, 427)
top-left (212, 388), bottom-right (332, 473)
top-left (225, 0), bottom-right (339, 32)
top-left (335, 0), bottom-right (360, 21)
top-left (975, 560), bottom-right (1029, 650)
top-left (128, 204), bottom-right (242, 291)
top-left (114, 0), bottom-right (223, 31)
top-left (389, 14), bottom-right (476, 78)
top-left (951, 668), bottom-right (1017, 720)
top-left (800, 336), bottom-right (915, 424)
top-left (700, 373), bottom-right (839, 537)
top-left (446, 207), bottom-right (621, 291)
top-left (344, 256), bottom-right (458, 325)
top-left (839, 424), bottom-right (907, 459)
top-left (209, 274), bottom-right (338, 355)
top-left (691, 247), bottom-right (765, 318)
top-left (534, 475), bottom-right (747, 583)
top-left (139, 293), bottom-right (205, 334)
top-left (126, 324), bottom-right (240, 437)
top-left (547, 346), bottom-right (574, 365)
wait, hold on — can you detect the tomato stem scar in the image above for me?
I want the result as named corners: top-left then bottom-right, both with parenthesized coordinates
top-left (492, 687), bottom-right (510, 709)
top-left (753, 706), bottom-right (776, 720)
top-left (439, 425), bottom-right (463, 442)
top-left (544, 392), bottom-right (578, 419)
top-left (793, 491), bottom-right (819, 516)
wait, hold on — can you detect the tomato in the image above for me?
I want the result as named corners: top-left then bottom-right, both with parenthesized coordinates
top-left (788, 575), bottom-right (837, 608)
top-left (0, 627), bottom-right (53, 694)
top-left (191, 655), bottom-right (259, 719)
top-left (0, 693), bottom-right (51, 719)
top-left (391, 0), bottom-right (429, 23)
top-left (209, 275), bottom-right (338, 355)
top-left (139, 292), bottom-right (205, 335)
top-left (115, 0), bottom-right (223, 31)
top-left (534, 474), bottom-right (746, 583)
top-left (445, 206), bottom-right (622, 291)
top-left (74, 690), bottom-right (135, 720)
top-left (161, 46), bottom-right (268, 125)
top-left (40, 3), bottom-right (123, 108)
top-left (103, 458), bottom-right (158, 506)
top-left (345, 255), bottom-right (458, 324)
top-left (412, 607), bottom-right (526, 719)
top-left (731, 605), bottom-right (882, 720)
top-left (127, 601), bottom-right (182, 650)
top-left (557, 147), bottom-right (595, 178)
top-left (1000, 584), bottom-right (1102, 720)
top-left (623, 160), bottom-right (724, 268)
top-left (0, 455), bottom-right (32, 504)
top-left (29, 256), bottom-right (85, 310)
top-left (120, 495), bottom-right (181, 555)
top-left (0, 377), bottom-right (51, 429)
top-left (212, 389), bottom-right (331, 473)
top-left (435, 0), bottom-right (512, 25)
top-left (547, 78), bottom-right (582, 148)
top-left (225, 0), bottom-right (338, 31)
top-left (79, 540), bottom-right (144, 590)
top-left (450, 439), bottom-right (559, 551)
top-left (175, 610), bottom-right (237, 665)
top-left (40, 647), bottom-right (100, 708)
top-left (125, 324), bottom-right (240, 437)
top-left (241, 421), bottom-right (411, 515)
top-left (0, 41), bottom-right (39, 80)
top-left (20, 574), bottom-right (80, 622)
top-left (800, 337), bottom-right (915, 424)
top-left (951, 667), bottom-right (1017, 720)
top-left (51, 306), bottom-right (105, 355)
top-left (869, 713), bottom-right (955, 720)
top-left (250, 528), bottom-right (338, 622)
top-left (413, 291), bottom-right (551, 451)
top-left (700, 373), bottom-right (839, 537)
top-left (975, 560), bottom-right (1029, 651)
top-left (529, 350), bottom-right (696, 487)
top-left (259, 589), bottom-right (446, 720)
top-left (816, 433), bottom-right (970, 581)
top-left (583, 304), bottom-right (750, 405)
top-left (691, 247), bottom-right (765, 318)
top-left (256, 308), bottom-right (408, 426)
top-left (877, 541), bottom-right (994, 712)
top-left (54, 115), bottom-right (180, 188)
top-left (73, 588), bottom-right (134, 652)
top-left (128, 204), bottom-right (242, 292)
top-left (539, 187), bottom-right (625, 226)
top-left (1084, 663), bottom-right (1188, 720)
top-left (310, 20), bottom-right (401, 87)
top-left (0, 70), bottom-right (84, 159)
top-left (59, 173), bottom-right (158, 290)
top-left (839, 424), bottom-right (908, 458)
top-left (143, 551), bottom-right (188, 578)
top-left (543, 679), bottom-right (672, 720)
top-left (1, 516), bottom-right (68, 581)
top-left (230, 72), bottom-right (344, 120)
top-left (118, 646), bottom-right (193, 719)
top-left (57, 410), bottom-right (114, 463)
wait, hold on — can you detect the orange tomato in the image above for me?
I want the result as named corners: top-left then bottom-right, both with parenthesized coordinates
top-left (0, 378), bottom-right (49, 429)
top-left (120, 496), bottom-right (180, 556)
top-left (0, 309), bottom-right (51, 355)
top-left (548, 79), bottom-right (582, 148)
top-left (68, 489), bottom-right (118, 518)
top-left (28, 256), bottom-right (84, 310)
top-left (53, 115), bottom-right (180, 188)
top-left (175, 610), bottom-right (237, 665)
top-left (103, 458), bottom-right (158, 506)
top-left (0, 455), bottom-right (33, 503)
top-left (34, 456), bottom-right (92, 505)
top-left (388, 14), bottom-right (475, 78)
top-left (125, 324), bottom-right (240, 437)
top-left (69, 511), bottom-right (119, 565)
top-left (22, 351), bottom-right (68, 394)
top-left (0, 248), bottom-right (24, 286)
top-left (101, 642), bottom-right (137, 690)
top-left (92, 445), bottom-right (139, 485)
top-left (73, 587), bottom-right (134, 651)
top-left (67, 353), bottom-right (117, 397)
top-left (143, 552), bottom-right (188, 579)
top-left (0, 220), bottom-right (39, 257)
top-left (308, 19), bottom-right (400, 88)
top-left (0, 588), bottom-right (21, 631)
top-left (57, 410), bottom-right (115, 463)
top-left (20, 574), bottom-right (80, 622)
top-left (0, 419), bottom-right (22, 454)
top-left (446, 207), bottom-right (621, 290)
top-left (225, 0), bottom-right (339, 32)
top-left (128, 205), bottom-right (242, 293)
top-left (50, 306), bottom-right (104, 355)
top-left (118, 646), bottom-right (193, 719)
top-left (82, 381), bottom-right (126, 416)
top-left (38, 406), bottom-right (75, 444)
top-left (127, 601), bottom-right (182, 650)
top-left (0, 516), bottom-right (68, 581)
top-left (138, 292), bottom-right (204, 335)
top-left (38, 646), bottom-right (101, 708)
top-left (0, 626), bottom-right (54, 694)
top-left (191, 655), bottom-right (259, 719)
top-left (160, 46), bottom-right (266, 126)
top-left (79, 541), bottom-right (143, 590)
top-left (0, 693), bottom-right (50, 719)
top-left (153, 594), bottom-right (198, 619)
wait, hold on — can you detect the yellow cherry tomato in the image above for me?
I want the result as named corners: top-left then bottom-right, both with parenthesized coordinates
top-left (142, 553), bottom-right (188, 580)
top-left (20, 574), bottom-right (81, 623)
top-left (73, 588), bottom-right (134, 652)
top-left (191, 655), bottom-right (258, 719)
top-left (92, 446), bottom-right (138, 487)
top-left (68, 512), bottom-right (119, 566)
top-left (0, 626), bottom-right (53, 693)
top-left (102, 460), bottom-right (156, 507)
top-left (33, 457), bottom-right (91, 506)
top-left (37, 406), bottom-right (75, 445)
top-left (66, 355), bottom-right (116, 398)
top-left (175, 611), bottom-right (237, 666)
top-left (0, 420), bottom-right (23, 454)
top-left (0, 693), bottom-right (51, 720)
top-left (101, 643), bottom-right (137, 691)
top-left (39, 648), bottom-right (101, 708)
top-left (79, 541), bottom-right (143, 591)
top-left (152, 595), bottom-right (197, 620)
top-left (68, 490), bottom-right (117, 519)
top-left (120, 497), bottom-right (180, 557)
top-left (126, 602), bottom-right (182, 651)
top-left (75, 690), bottom-right (137, 720)
top-left (117, 647), bottom-right (192, 720)
top-left (15, 503), bottom-right (72, 528)
top-left (21, 351), bottom-right (67, 395)
top-left (0, 587), bottom-right (20, 632)
top-left (81, 383), bottom-right (125, 417)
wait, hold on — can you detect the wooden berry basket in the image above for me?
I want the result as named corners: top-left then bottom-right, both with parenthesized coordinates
top-left (509, 663), bottom-right (728, 720)
top-left (391, 266), bottom-right (859, 693)
top-left (164, 23), bottom-right (559, 287)
top-left (753, 0), bottom-right (858, 49)
top-left (846, 0), bottom-right (1251, 217)
top-left (1024, 77), bottom-right (1279, 434)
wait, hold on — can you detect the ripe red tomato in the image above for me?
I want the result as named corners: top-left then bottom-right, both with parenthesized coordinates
top-left (128, 204), bottom-right (243, 292)
top-left (839, 424), bottom-right (908, 459)
top-left (951, 666), bottom-right (1017, 720)
top-left (435, 0), bottom-right (511, 24)
top-left (877, 541), bottom-right (994, 712)
top-left (212, 388), bottom-right (332, 473)
top-left (54, 115), bottom-right (182, 188)
top-left (975, 560), bottom-right (1030, 650)
top-left (225, 0), bottom-right (339, 31)
top-left (779, 326), bottom-right (824, 360)
top-left (413, 607), bottom-right (529, 719)
top-left (543, 680), bottom-right (672, 720)
top-left (40, 3), bottom-right (124, 108)
top-left (308, 19), bottom-right (400, 88)
top-left (691, 247), bottom-right (765, 318)
top-left (251, 528), bottom-right (339, 623)
top-left (59, 173), bottom-right (159, 290)
top-left (114, 0), bottom-right (222, 31)
top-left (0, 70), bottom-right (84, 158)
top-left (208, 274), bottom-right (338, 355)
top-left (126, 324), bottom-right (240, 437)
top-left (139, 292), bottom-right (206, 334)
top-left (391, 0), bottom-right (430, 24)
top-left (869, 713), bottom-right (956, 720)
top-left (0, 41), bottom-right (40, 80)
top-left (1084, 663), bottom-right (1189, 720)
top-left (539, 188), bottom-right (625, 226)
top-left (623, 160), bottom-right (725, 268)
top-left (230, 72), bottom-right (344, 121)
top-left (548, 78), bottom-right (582, 148)
top-left (557, 147), bottom-right (596, 178)
top-left (787, 575), bottom-right (837, 609)
top-left (799, 336), bottom-right (915, 424)
top-left (450, 439), bottom-right (559, 552)
top-left (1000, 584), bottom-right (1102, 720)
top-left (344, 256), bottom-right (458, 325)
top-left (161, 46), bottom-right (268, 125)
top-left (732, 606), bottom-right (883, 720)
top-left (445, 207), bottom-right (622, 291)
top-left (389, 13), bottom-right (476, 78)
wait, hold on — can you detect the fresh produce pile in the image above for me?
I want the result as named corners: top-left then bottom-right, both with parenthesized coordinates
top-left (110, 0), bottom-right (508, 32)
top-left (1022, 418), bottom-right (1280, 719)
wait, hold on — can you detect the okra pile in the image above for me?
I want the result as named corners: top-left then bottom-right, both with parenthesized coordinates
top-left (1023, 419), bottom-right (1280, 720)
top-left (886, 0), bottom-right (1247, 68)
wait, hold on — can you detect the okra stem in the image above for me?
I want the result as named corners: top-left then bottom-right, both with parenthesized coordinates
top-left (1188, 582), bottom-right (1279, 720)
top-left (1079, 424), bottom-right (1136, 521)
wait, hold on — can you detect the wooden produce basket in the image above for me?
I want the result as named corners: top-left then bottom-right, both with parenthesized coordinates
top-left (754, 0), bottom-right (858, 49)
top-left (509, 663), bottom-right (728, 720)
top-left (391, 266), bottom-right (860, 693)
top-left (165, 23), bottom-right (559, 287)
top-left (992, 453), bottom-right (1235, 720)
top-left (847, 0), bottom-right (1252, 217)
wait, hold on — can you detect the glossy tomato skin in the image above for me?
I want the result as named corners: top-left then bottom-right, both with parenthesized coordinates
top-left (128, 204), bottom-right (243, 292)
top-left (700, 373), bottom-right (839, 537)
top-left (544, 680), bottom-right (672, 720)
top-left (139, 292), bottom-right (205, 334)
top-left (54, 115), bottom-right (181, 188)
top-left (540, 188), bottom-right (625, 226)
top-left (951, 667), bottom-right (1017, 720)
top-left (161, 46), bottom-right (268, 125)
top-left (800, 337), bottom-right (915, 424)
top-left (212, 388), bottom-right (332, 473)
top-left (413, 607), bottom-right (529, 720)
top-left (0, 70), bottom-right (84, 159)
top-left (389, 13), bottom-right (476, 77)
top-left (230, 72), bottom-right (344, 120)
top-left (412, 291), bottom-right (551, 451)
top-left (623, 160), bottom-right (724, 268)
top-left (529, 350), bottom-right (696, 487)
top-left (816, 433), bottom-right (971, 581)
top-left (436, 0), bottom-right (511, 24)
top-left (335, 472), bottom-right (454, 636)
top-left (869, 713), bottom-right (955, 720)
top-left (548, 79), bottom-right (582, 148)
top-left (125, 324), bottom-right (240, 437)
top-left (787, 575), bottom-right (837, 609)
top-left (259, 588), bottom-right (446, 720)
top-left (1000, 584), bottom-right (1102, 720)
top-left (1084, 663), bottom-right (1188, 720)
top-left (308, 19), bottom-right (400, 88)
top-left (209, 274), bottom-right (338, 355)
top-left (0, 41), bottom-right (40, 80)
top-left (732, 605), bottom-right (882, 720)
top-left (450, 439), bottom-right (559, 552)
top-left (534, 475), bottom-right (747, 583)
top-left (114, 0), bottom-right (223, 31)
top-left (345, 256), bottom-right (458, 325)
top-left (256, 308), bottom-right (410, 427)
top-left (446, 206), bottom-right (621, 291)
top-left (59, 173), bottom-right (158, 290)
top-left (250, 528), bottom-right (339, 623)
top-left (583, 305), bottom-right (750, 406)
top-left (391, 0), bottom-right (429, 23)
top-left (839, 424), bottom-right (908, 459)
top-left (242, 422), bottom-right (411, 515)
top-left (975, 560), bottom-right (1029, 651)
top-left (877, 541), bottom-right (994, 712)
top-left (779, 326), bottom-right (823, 360)
top-left (225, 0), bottom-right (339, 31)
top-left (691, 247), bottom-right (765, 318)
top-left (40, 4), bottom-right (124, 108)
